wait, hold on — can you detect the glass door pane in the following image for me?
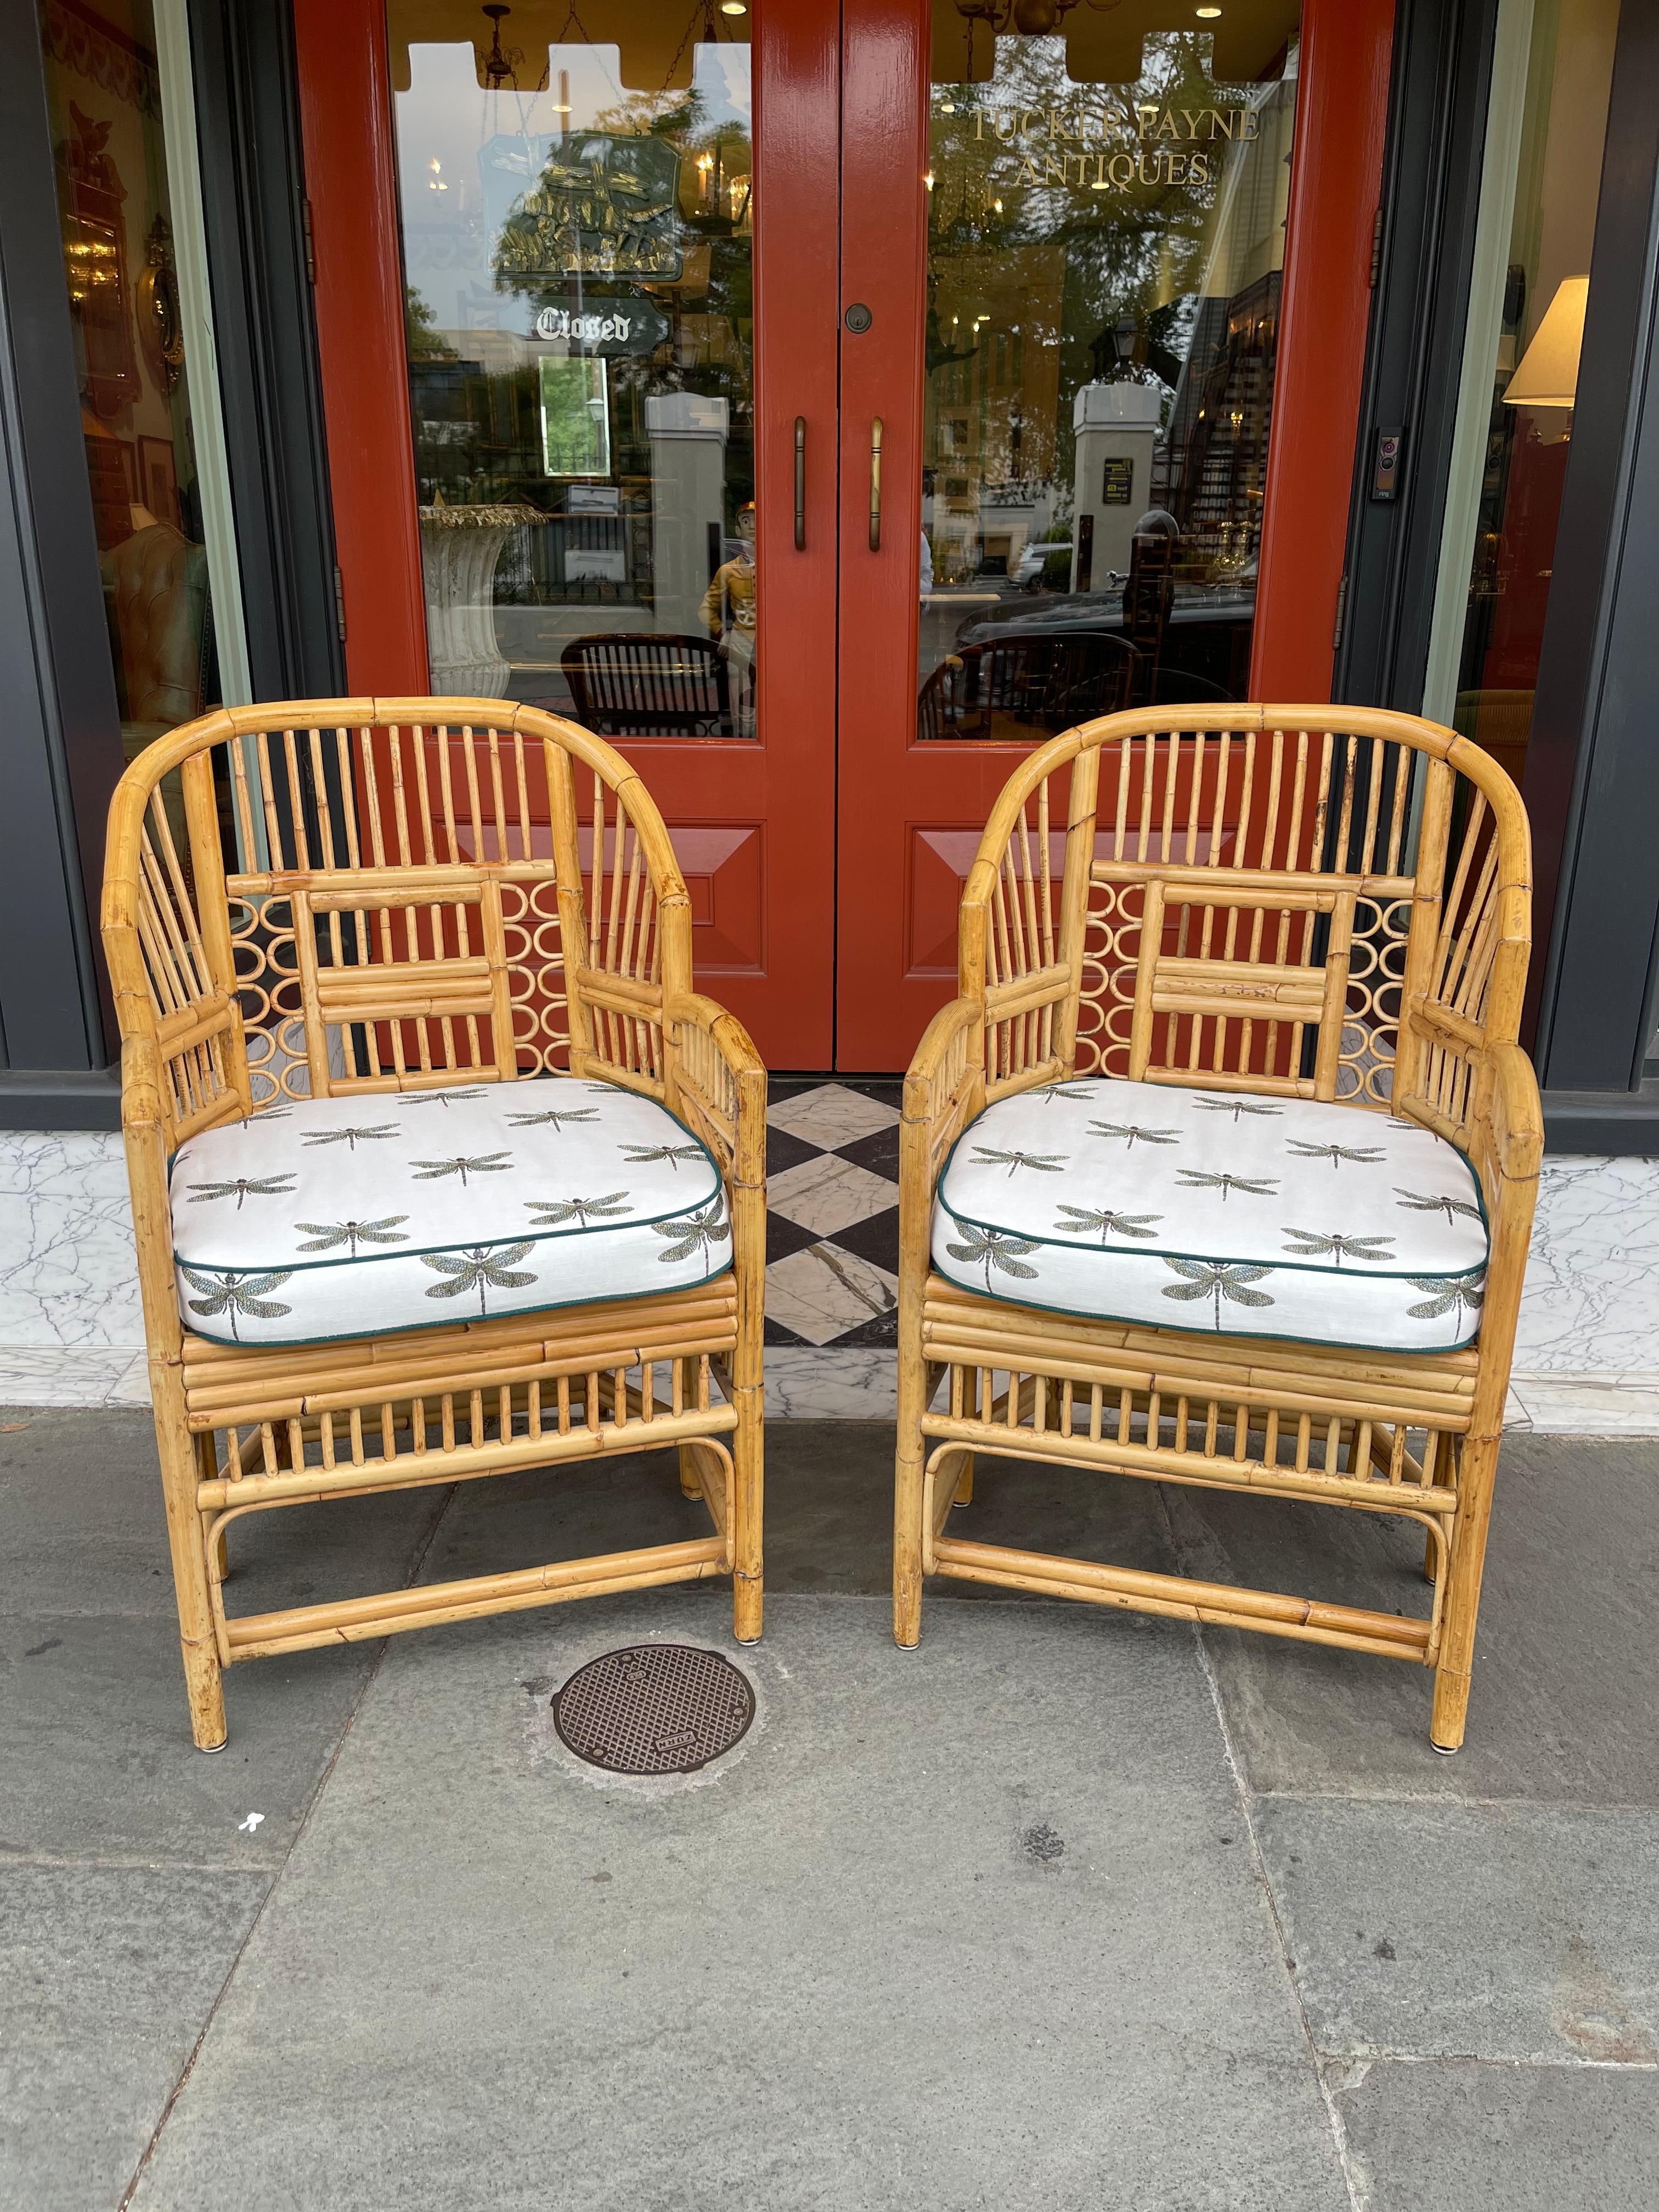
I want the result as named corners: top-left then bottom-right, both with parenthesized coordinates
top-left (38, 0), bottom-right (246, 772)
top-left (921, 5), bottom-right (1300, 740)
top-left (1440, 0), bottom-right (1618, 792)
top-left (388, 1), bottom-right (759, 738)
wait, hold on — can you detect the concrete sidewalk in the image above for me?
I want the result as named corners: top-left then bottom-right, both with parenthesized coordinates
top-left (3, 1409), bottom-right (1657, 2209)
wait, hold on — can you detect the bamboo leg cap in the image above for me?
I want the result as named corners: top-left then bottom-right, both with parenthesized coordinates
top-left (195, 1737), bottom-right (229, 1754)
top-left (1430, 1740), bottom-right (1460, 1756)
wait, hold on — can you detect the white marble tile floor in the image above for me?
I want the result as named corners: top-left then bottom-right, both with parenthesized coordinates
top-left (0, 1345), bottom-right (144, 1408)
top-left (766, 1082), bottom-right (899, 1149)
top-left (0, 1131), bottom-right (143, 1350)
top-left (1504, 1373), bottom-right (1659, 1438)
top-left (1510, 1155), bottom-right (1659, 1373)
top-left (766, 1154), bottom-right (898, 1237)
top-left (763, 1243), bottom-right (900, 1346)
top-left (763, 1347), bottom-right (898, 1419)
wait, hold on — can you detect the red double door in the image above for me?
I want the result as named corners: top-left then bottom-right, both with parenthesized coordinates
top-left (296, 0), bottom-right (1392, 1073)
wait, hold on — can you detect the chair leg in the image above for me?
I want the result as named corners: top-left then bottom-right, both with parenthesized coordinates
top-left (730, 1382), bottom-right (764, 1645)
top-left (154, 1386), bottom-right (227, 1752)
top-left (1430, 1431), bottom-right (1500, 1754)
top-left (953, 1452), bottom-right (974, 1509)
top-left (894, 1337), bottom-right (927, 1649)
top-left (678, 1443), bottom-right (702, 1499)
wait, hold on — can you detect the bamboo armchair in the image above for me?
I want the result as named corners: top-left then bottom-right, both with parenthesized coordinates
top-left (102, 698), bottom-right (765, 1751)
top-left (894, 704), bottom-right (1542, 1752)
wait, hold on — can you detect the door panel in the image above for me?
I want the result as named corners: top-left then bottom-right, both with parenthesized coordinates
top-left (833, 0), bottom-right (1395, 1072)
top-left (296, 0), bottom-right (838, 1068)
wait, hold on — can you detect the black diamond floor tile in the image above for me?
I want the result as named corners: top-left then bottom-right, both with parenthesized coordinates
top-left (824, 1305), bottom-right (900, 1350)
top-left (832, 1122), bottom-right (901, 1182)
top-left (765, 1122), bottom-right (823, 1178)
top-left (826, 1204), bottom-right (901, 1277)
top-left (759, 1085), bottom-right (911, 1351)
top-left (765, 1210), bottom-right (821, 1267)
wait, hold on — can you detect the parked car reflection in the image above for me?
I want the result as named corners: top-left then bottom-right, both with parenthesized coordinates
top-left (918, 573), bottom-right (1257, 738)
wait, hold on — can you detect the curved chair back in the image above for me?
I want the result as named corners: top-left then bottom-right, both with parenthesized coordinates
top-left (101, 697), bottom-right (697, 1166)
top-left (951, 703), bottom-right (1532, 1203)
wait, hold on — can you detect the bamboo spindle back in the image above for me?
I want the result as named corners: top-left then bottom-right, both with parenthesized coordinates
top-left (958, 705), bottom-right (1531, 1192)
top-left (100, 699), bottom-right (695, 1158)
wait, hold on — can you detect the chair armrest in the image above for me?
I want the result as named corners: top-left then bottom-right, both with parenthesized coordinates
top-left (1462, 1041), bottom-right (1543, 1425)
top-left (1476, 1040), bottom-right (1544, 1190)
top-left (901, 995), bottom-right (984, 1204)
top-left (117, 1035), bottom-right (188, 1364)
top-left (666, 991), bottom-right (766, 1191)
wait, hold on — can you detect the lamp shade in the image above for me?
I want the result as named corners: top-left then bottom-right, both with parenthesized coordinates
top-left (1502, 276), bottom-right (1589, 409)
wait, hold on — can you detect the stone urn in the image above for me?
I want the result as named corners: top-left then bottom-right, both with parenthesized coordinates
top-left (417, 503), bottom-right (540, 697)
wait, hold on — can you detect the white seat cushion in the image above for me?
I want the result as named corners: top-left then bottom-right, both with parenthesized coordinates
top-left (932, 1076), bottom-right (1488, 1353)
top-left (170, 1078), bottom-right (730, 1348)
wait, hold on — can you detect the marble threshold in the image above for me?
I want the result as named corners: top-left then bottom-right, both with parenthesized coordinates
top-left (3, 1135), bottom-right (1659, 1434)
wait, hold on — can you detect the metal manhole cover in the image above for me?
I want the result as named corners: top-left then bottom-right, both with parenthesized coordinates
top-left (552, 1644), bottom-right (755, 1775)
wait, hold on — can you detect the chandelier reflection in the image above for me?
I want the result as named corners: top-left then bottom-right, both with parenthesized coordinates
top-left (952, 0), bottom-right (1122, 72)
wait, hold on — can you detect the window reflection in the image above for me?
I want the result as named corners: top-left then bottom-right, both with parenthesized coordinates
top-left (39, 0), bottom-right (224, 777)
top-left (921, 5), bottom-right (1300, 740)
top-left (390, 2), bottom-right (758, 738)
top-left (1448, 0), bottom-right (1617, 792)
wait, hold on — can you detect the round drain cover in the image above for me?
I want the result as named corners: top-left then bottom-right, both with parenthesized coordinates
top-left (552, 1644), bottom-right (755, 1775)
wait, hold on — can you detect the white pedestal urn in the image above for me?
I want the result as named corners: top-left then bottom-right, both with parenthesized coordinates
top-left (417, 504), bottom-right (540, 697)
top-left (1070, 382), bottom-right (1163, 588)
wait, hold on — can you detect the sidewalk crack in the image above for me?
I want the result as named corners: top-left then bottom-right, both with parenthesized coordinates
top-left (114, 1482), bottom-right (459, 2210)
top-left (1158, 1488), bottom-right (1372, 2212)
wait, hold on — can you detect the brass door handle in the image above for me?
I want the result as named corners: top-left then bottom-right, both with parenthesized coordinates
top-left (794, 416), bottom-right (806, 550)
top-left (869, 417), bottom-right (883, 552)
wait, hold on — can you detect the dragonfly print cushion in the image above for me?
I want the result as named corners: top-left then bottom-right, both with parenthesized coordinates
top-left (168, 1077), bottom-right (731, 1347)
top-left (932, 1076), bottom-right (1488, 1353)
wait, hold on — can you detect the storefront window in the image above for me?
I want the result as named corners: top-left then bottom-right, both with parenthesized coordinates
top-left (37, 0), bottom-right (234, 773)
top-left (1442, 0), bottom-right (1618, 790)
top-left (920, 2), bottom-right (1300, 740)
top-left (390, 1), bottom-right (758, 736)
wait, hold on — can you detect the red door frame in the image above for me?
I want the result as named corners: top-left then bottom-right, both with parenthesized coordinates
top-left (294, 0), bottom-right (427, 697)
top-left (1251, 0), bottom-right (1397, 696)
top-left (832, 0), bottom-right (1396, 1072)
top-left (292, 0), bottom-right (840, 1069)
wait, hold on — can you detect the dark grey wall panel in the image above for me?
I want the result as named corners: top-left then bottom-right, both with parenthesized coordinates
top-left (0, 7), bottom-right (125, 1086)
top-left (1527, 3), bottom-right (1659, 1098)
top-left (1335, 0), bottom-right (1498, 714)
top-left (189, 0), bottom-right (344, 701)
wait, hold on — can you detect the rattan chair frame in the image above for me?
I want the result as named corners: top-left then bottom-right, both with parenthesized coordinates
top-left (893, 703), bottom-right (1542, 1752)
top-left (103, 697), bottom-right (765, 1751)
